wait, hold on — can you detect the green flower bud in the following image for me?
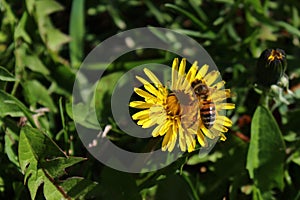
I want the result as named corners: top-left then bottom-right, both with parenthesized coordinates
top-left (256, 48), bottom-right (287, 87)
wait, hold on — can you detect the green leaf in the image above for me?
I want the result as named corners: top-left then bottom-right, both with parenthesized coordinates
top-left (33, 1), bottom-right (70, 52)
top-left (289, 149), bottom-right (300, 166)
top-left (23, 80), bottom-right (57, 112)
top-left (14, 12), bottom-right (32, 44)
top-left (41, 157), bottom-right (86, 178)
top-left (35, 0), bottom-right (64, 16)
top-left (18, 126), bottom-right (86, 200)
top-left (14, 45), bottom-right (50, 75)
top-left (0, 66), bottom-right (16, 81)
top-left (0, 90), bottom-right (35, 125)
top-left (4, 125), bottom-right (19, 167)
top-left (60, 178), bottom-right (98, 199)
top-left (46, 28), bottom-right (71, 52)
top-left (24, 54), bottom-right (50, 75)
top-left (246, 106), bottom-right (285, 193)
top-left (73, 102), bottom-right (100, 129)
top-left (0, 0), bottom-right (17, 25)
top-left (24, 0), bottom-right (36, 14)
top-left (69, 0), bottom-right (85, 69)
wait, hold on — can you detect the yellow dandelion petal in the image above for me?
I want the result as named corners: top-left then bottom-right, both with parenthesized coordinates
top-left (152, 125), bottom-right (163, 137)
top-left (211, 89), bottom-right (231, 102)
top-left (149, 105), bottom-right (164, 113)
top-left (173, 119), bottom-right (179, 135)
top-left (185, 132), bottom-right (195, 152)
top-left (167, 126), bottom-right (178, 152)
top-left (184, 131), bottom-right (194, 147)
top-left (162, 127), bottom-right (172, 151)
top-left (204, 70), bottom-right (220, 86)
top-left (132, 109), bottom-right (149, 120)
top-left (159, 120), bottom-right (172, 136)
top-left (136, 76), bottom-right (162, 97)
top-left (176, 75), bottom-right (184, 91)
top-left (196, 64), bottom-right (209, 80)
top-left (129, 101), bottom-right (153, 108)
top-left (152, 112), bottom-right (167, 125)
top-left (151, 119), bottom-right (168, 137)
top-left (156, 87), bottom-right (168, 100)
top-left (134, 88), bottom-right (156, 100)
top-left (178, 125), bottom-right (186, 152)
top-left (209, 129), bottom-right (227, 141)
top-left (212, 80), bottom-right (225, 90)
top-left (143, 68), bottom-right (163, 86)
top-left (176, 74), bottom-right (184, 91)
top-left (175, 59), bottom-right (187, 90)
top-left (186, 61), bottom-right (198, 82)
top-left (187, 140), bottom-right (196, 152)
top-left (137, 117), bottom-right (150, 126)
top-left (178, 58), bottom-right (187, 76)
top-left (219, 133), bottom-right (226, 141)
top-left (197, 131), bottom-right (207, 147)
top-left (200, 125), bottom-right (215, 139)
top-left (171, 58), bottom-right (179, 90)
top-left (216, 115), bottom-right (233, 127)
top-left (213, 123), bottom-right (228, 132)
top-left (135, 75), bottom-right (149, 85)
top-left (136, 77), bottom-right (159, 97)
top-left (181, 77), bottom-right (191, 93)
top-left (141, 118), bottom-right (156, 128)
top-left (216, 103), bottom-right (235, 110)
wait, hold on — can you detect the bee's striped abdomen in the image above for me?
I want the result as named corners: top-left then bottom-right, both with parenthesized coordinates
top-left (200, 100), bottom-right (216, 129)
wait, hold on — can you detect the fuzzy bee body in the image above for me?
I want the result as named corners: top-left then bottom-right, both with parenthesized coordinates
top-left (167, 92), bottom-right (199, 130)
top-left (191, 79), bottom-right (216, 129)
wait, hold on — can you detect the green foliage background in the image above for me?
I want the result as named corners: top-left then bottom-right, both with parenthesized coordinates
top-left (1, 0), bottom-right (300, 199)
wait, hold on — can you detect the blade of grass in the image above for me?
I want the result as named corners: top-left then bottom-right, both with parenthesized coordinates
top-left (165, 3), bottom-right (207, 30)
top-left (106, 2), bottom-right (126, 29)
top-left (144, 0), bottom-right (167, 24)
top-left (59, 97), bottom-right (68, 143)
top-left (69, 0), bottom-right (85, 69)
top-left (188, 0), bottom-right (208, 22)
top-left (276, 21), bottom-right (300, 37)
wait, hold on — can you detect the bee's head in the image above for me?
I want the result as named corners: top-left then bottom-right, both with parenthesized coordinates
top-left (191, 80), bottom-right (209, 96)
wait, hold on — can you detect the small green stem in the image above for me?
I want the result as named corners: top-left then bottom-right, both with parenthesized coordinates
top-left (11, 80), bottom-right (20, 96)
top-left (259, 88), bottom-right (270, 108)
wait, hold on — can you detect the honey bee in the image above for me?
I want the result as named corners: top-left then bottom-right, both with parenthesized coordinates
top-left (191, 79), bottom-right (216, 129)
top-left (166, 91), bottom-right (199, 130)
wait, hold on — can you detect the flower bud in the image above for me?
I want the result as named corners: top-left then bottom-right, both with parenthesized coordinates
top-left (256, 48), bottom-right (287, 87)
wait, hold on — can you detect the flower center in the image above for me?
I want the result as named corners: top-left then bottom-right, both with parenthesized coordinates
top-left (165, 91), bottom-right (195, 117)
top-left (166, 94), bottom-right (181, 116)
top-left (268, 49), bottom-right (284, 62)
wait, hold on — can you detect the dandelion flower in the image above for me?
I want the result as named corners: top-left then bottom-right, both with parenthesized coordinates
top-left (129, 58), bottom-right (235, 152)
